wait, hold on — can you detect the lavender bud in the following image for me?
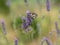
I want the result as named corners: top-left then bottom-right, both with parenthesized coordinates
top-left (40, 37), bottom-right (52, 45)
top-left (45, 38), bottom-right (52, 45)
top-left (55, 21), bottom-right (60, 38)
top-left (46, 0), bottom-right (50, 12)
top-left (21, 16), bottom-right (26, 23)
top-left (14, 37), bottom-right (18, 45)
top-left (55, 21), bottom-right (58, 29)
top-left (21, 16), bottom-right (27, 29)
top-left (55, 21), bottom-right (60, 34)
top-left (26, 16), bottom-right (31, 26)
top-left (0, 19), bottom-right (6, 35)
top-left (21, 10), bottom-right (33, 31)
top-left (26, 10), bottom-right (32, 26)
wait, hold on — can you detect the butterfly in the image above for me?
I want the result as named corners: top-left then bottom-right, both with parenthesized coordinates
top-left (30, 13), bottom-right (37, 20)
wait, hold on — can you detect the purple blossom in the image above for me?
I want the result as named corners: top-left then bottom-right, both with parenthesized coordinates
top-left (45, 38), bottom-right (52, 45)
top-left (55, 21), bottom-right (60, 34)
top-left (46, 0), bottom-right (50, 11)
top-left (55, 22), bottom-right (59, 33)
top-left (0, 19), bottom-right (7, 35)
top-left (14, 37), bottom-right (18, 45)
top-left (26, 10), bottom-right (32, 26)
top-left (21, 10), bottom-right (37, 32)
top-left (21, 10), bottom-right (32, 32)
top-left (21, 16), bottom-right (27, 29)
top-left (40, 37), bottom-right (52, 45)
top-left (55, 21), bottom-right (58, 30)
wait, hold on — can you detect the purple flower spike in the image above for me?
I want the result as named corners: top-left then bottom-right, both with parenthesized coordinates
top-left (55, 21), bottom-right (59, 33)
top-left (45, 38), bottom-right (52, 45)
top-left (26, 10), bottom-right (32, 26)
top-left (0, 19), bottom-right (7, 35)
top-left (55, 21), bottom-right (60, 35)
top-left (55, 21), bottom-right (58, 29)
top-left (21, 10), bottom-right (32, 32)
top-left (14, 37), bottom-right (18, 45)
top-left (22, 16), bottom-right (26, 23)
top-left (40, 37), bottom-right (52, 45)
top-left (21, 16), bottom-right (27, 29)
top-left (46, 0), bottom-right (50, 12)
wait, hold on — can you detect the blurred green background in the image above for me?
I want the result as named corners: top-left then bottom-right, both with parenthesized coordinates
top-left (0, 0), bottom-right (60, 45)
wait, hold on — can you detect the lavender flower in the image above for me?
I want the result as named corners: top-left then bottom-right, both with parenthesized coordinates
top-left (21, 10), bottom-right (32, 32)
top-left (0, 19), bottom-right (6, 35)
top-left (45, 38), bottom-right (52, 45)
top-left (21, 16), bottom-right (31, 32)
top-left (55, 21), bottom-right (60, 34)
top-left (21, 10), bottom-right (37, 32)
top-left (14, 37), bottom-right (18, 45)
top-left (55, 21), bottom-right (58, 30)
top-left (40, 37), bottom-right (52, 45)
top-left (55, 21), bottom-right (60, 38)
top-left (26, 10), bottom-right (32, 26)
top-left (21, 16), bottom-right (27, 29)
top-left (46, 0), bottom-right (50, 11)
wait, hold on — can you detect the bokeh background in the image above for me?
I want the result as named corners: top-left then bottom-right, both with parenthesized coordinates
top-left (0, 0), bottom-right (60, 45)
